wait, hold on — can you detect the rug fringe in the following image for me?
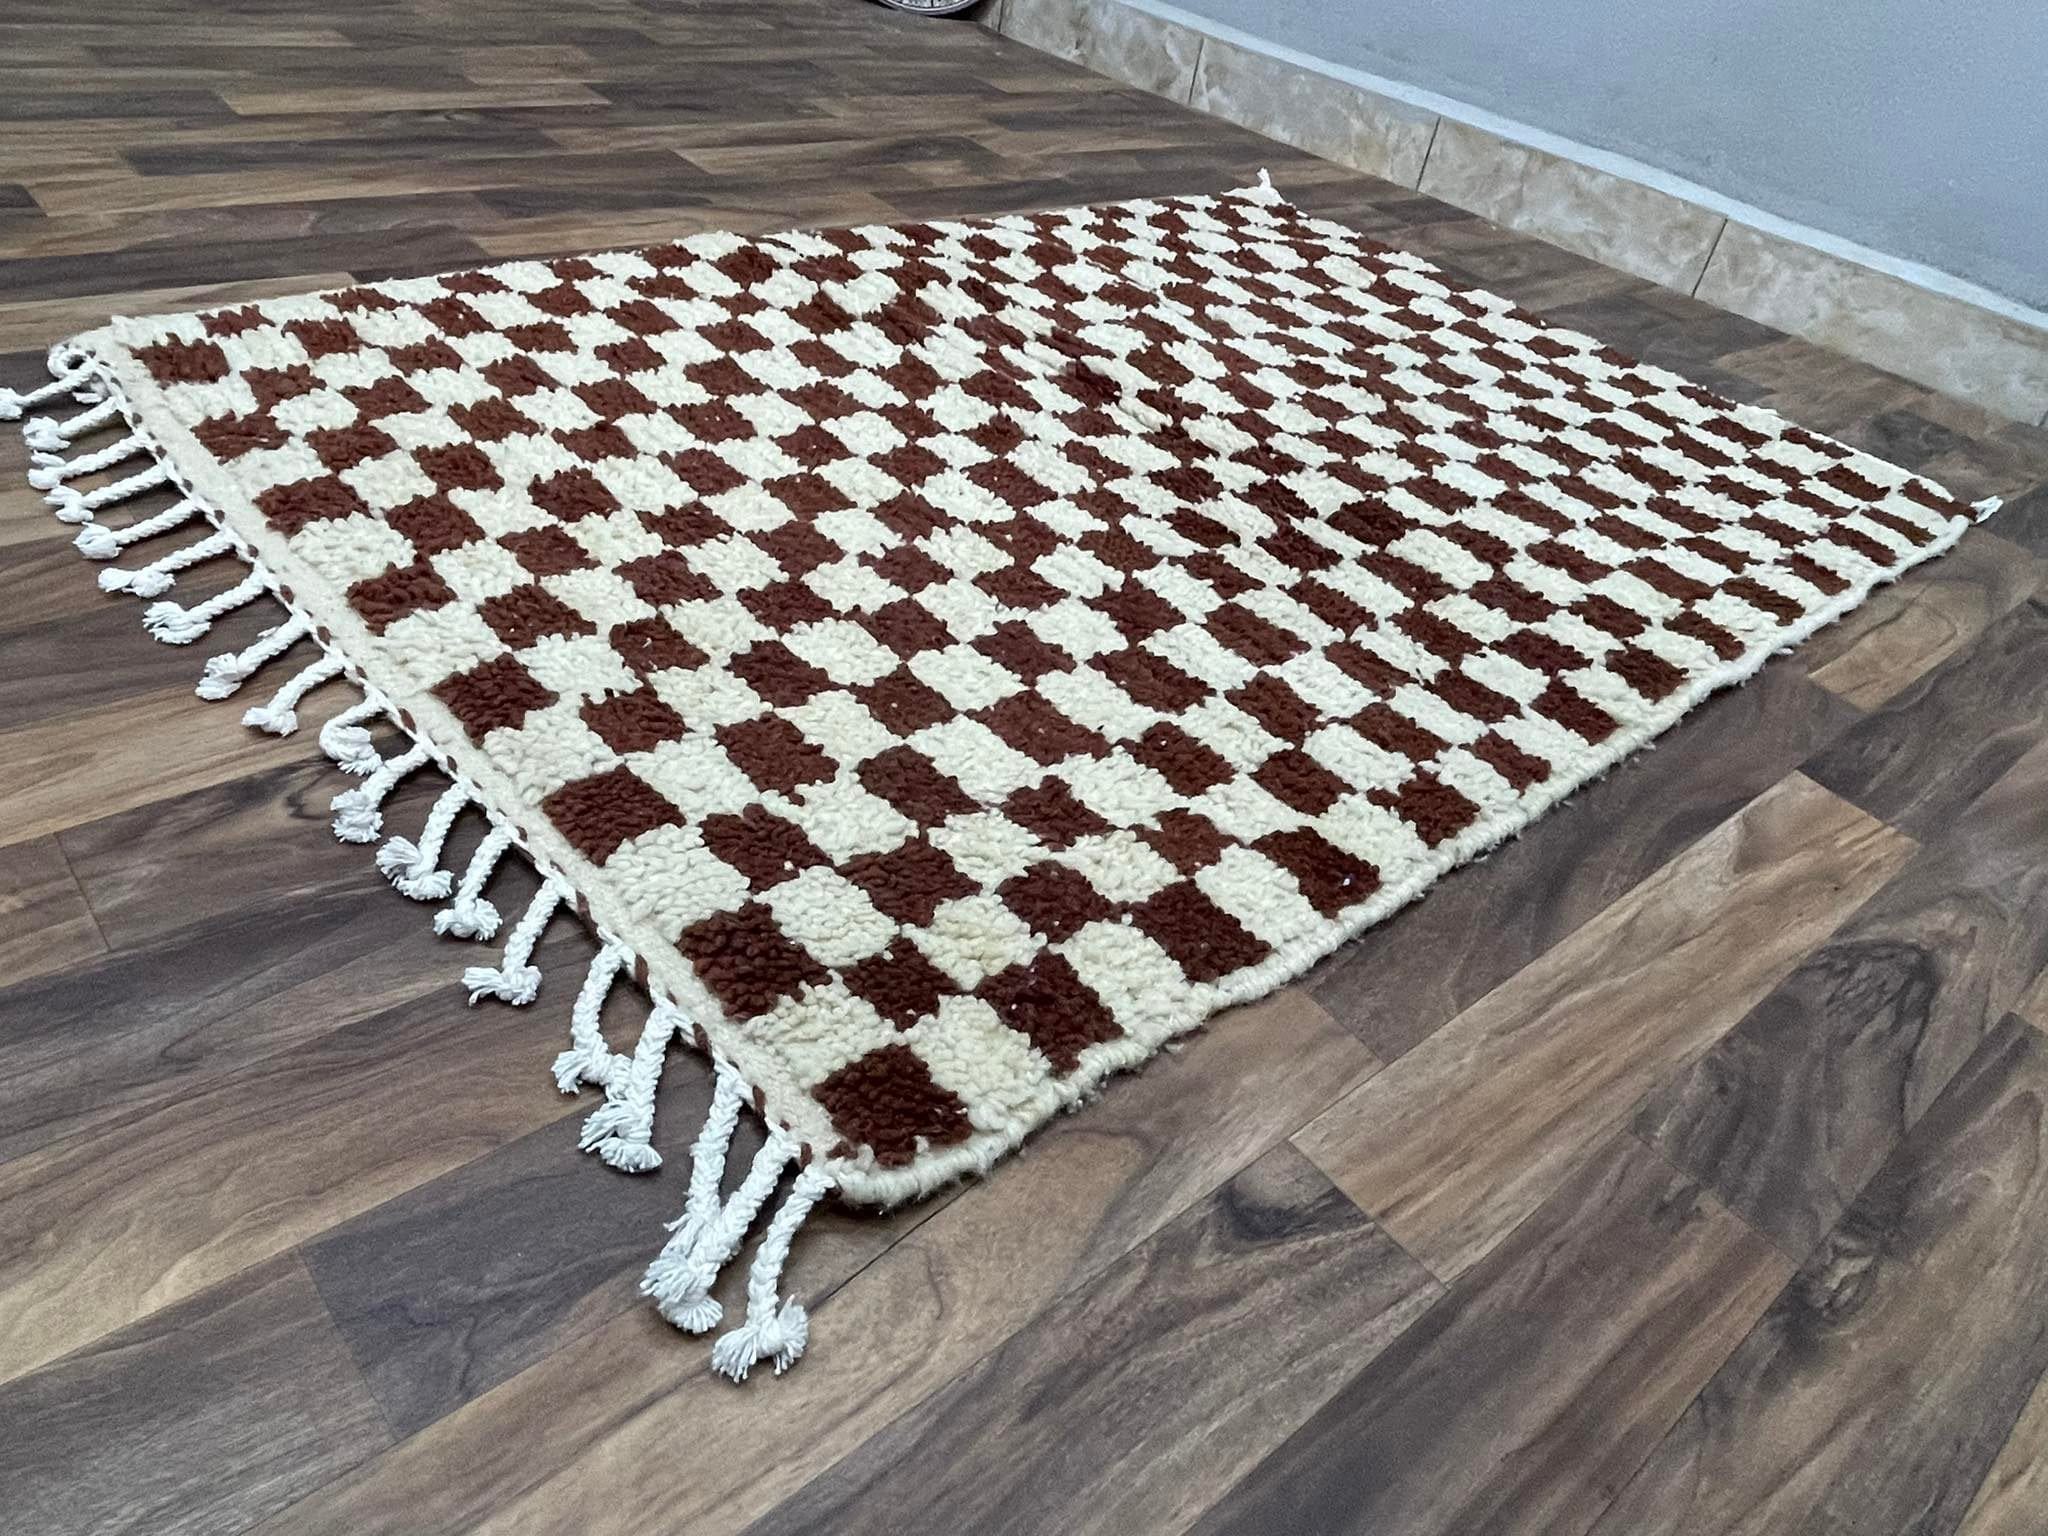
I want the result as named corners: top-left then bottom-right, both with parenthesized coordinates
top-left (12, 346), bottom-right (836, 1382)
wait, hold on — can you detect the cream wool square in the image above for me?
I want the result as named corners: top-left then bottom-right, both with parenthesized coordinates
top-left (8, 179), bottom-right (1991, 1381)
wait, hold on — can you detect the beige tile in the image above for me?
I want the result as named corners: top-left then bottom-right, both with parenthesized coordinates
top-left (998, 0), bottom-right (1203, 101)
top-left (1190, 37), bottom-right (1436, 189)
top-left (1419, 116), bottom-right (1725, 293)
top-left (1697, 221), bottom-right (2048, 425)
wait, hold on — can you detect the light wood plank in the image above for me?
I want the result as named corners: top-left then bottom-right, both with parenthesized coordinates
top-left (1186, 1133), bottom-right (1792, 1536)
top-left (1294, 772), bottom-right (1913, 1279)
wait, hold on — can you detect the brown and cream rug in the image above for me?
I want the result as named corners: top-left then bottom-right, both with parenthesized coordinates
top-left (6, 178), bottom-right (1992, 1380)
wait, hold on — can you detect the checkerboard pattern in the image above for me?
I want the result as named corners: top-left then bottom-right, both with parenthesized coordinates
top-left (93, 184), bottom-right (1968, 1197)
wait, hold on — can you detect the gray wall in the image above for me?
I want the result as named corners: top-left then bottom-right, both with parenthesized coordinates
top-left (1158, 0), bottom-right (2048, 310)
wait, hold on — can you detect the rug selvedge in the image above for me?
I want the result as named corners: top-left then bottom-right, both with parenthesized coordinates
top-left (4, 177), bottom-right (1998, 1379)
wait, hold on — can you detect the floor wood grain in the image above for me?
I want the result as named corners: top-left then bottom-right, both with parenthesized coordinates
top-left (1590, 1016), bottom-right (2048, 1536)
top-left (1293, 773), bottom-right (1911, 1279)
top-left (3, 0), bottom-right (2046, 1531)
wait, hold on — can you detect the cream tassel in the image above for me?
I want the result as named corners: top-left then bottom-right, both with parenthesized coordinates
top-left (665, 1062), bottom-right (747, 1261)
top-left (463, 879), bottom-right (564, 1004)
top-left (710, 1162), bottom-right (833, 1382)
top-left (434, 824), bottom-right (512, 939)
top-left (23, 393), bottom-right (122, 452)
top-left (318, 693), bottom-right (387, 775)
top-left (577, 1003), bottom-right (684, 1173)
top-left (551, 940), bottom-right (630, 1092)
top-left (46, 460), bottom-right (170, 525)
top-left (27, 430), bottom-right (145, 491)
top-left (196, 614), bottom-right (309, 700)
top-left (74, 495), bottom-right (200, 560)
top-left (376, 780), bottom-right (470, 899)
top-left (143, 569), bottom-right (267, 645)
top-left (642, 1122), bottom-right (794, 1334)
top-left (242, 653), bottom-right (344, 735)
top-left (0, 354), bottom-right (94, 422)
top-left (98, 527), bottom-right (232, 596)
top-left (329, 739), bottom-right (429, 843)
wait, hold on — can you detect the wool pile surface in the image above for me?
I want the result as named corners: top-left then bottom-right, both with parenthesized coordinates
top-left (36, 181), bottom-right (1971, 1213)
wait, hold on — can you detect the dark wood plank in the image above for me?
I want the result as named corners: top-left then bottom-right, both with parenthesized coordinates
top-left (741, 1144), bottom-right (1437, 1536)
top-left (1186, 1133), bottom-right (1791, 1536)
top-left (1805, 598), bottom-right (2048, 837)
top-left (1637, 733), bottom-right (2048, 1256)
top-left (1591, 1015), bottom-right (2048, 1535)
top-left (0, 1253), bottom-right (390, 1536)
top-left (301, 1025), bottom-right (756, 1437)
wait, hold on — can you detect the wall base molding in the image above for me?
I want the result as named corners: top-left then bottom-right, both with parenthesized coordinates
top-left (978, 0), bottom-right (2048, 427)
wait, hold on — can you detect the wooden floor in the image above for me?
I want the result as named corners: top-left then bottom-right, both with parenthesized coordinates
top-left (4, 3), bottom-right (2048, 1533)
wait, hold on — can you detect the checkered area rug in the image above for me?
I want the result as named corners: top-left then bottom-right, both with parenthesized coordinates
top-left (14, 179), bottom-right (1975, 1373)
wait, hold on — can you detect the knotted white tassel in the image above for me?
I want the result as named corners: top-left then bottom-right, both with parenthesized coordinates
top-left (47, 460), bottom-right (171, 526)
top-left (664, 1062), bottom-right (746, 1260)
top-left (329, 739), bottom-right (429, 843)
top-left (551, 940), bottom-right (631, 1092)
top-left (0, 354), bottom-right (93, 422)
top-left (99, 527), bottom-right (232, 596)
top-left (463, 878), bottom-right (564, 1004)
top-left (318, 693), bottom-right (387, 775)
top-left (577, 1003), bottom-right (684, 1173)
top-left (642, 1122), bottom-right (795, 1334)
top-left (243, 652), bottom-right (343, 735)
top-left (435, 824), bottom-right (512, 939)
top-left (143, 569), bottom-right (267, 645)
top-left (74, 495), bottom-right (201, 559)
top-left (196, 614), bottom-right (310, 700)
top-left (28, 430), bottom-right (145, 491)
top-left (710, 1161), bottom-right (833, 1382)
top-left (1973, 496), bottom-right (2003, 523)
top-left (24, 395), bottom-right (121, 452)
top-left (376, 780), bottom-right (470, 900)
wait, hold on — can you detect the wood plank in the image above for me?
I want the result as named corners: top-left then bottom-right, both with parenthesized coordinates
top-left (28, 148), bottom-right (707, 217)
top-left (1185, 1133), bottom-right (1792, 1536)
top-left (218, 81), bottom-right (608, 114)
top-left (1305, 663), bottom-right (1858, 1061)
top-left (0, 1254), bottom-right (389, 1536)
top-left (252, 989), bottom-right (1376, 1536)
top-left (0, 909), bottom-right (598, 1385)
top-left (1805, 527), bottom-right (2044, 710)
top-left (741, 1145), bottom-right (1438, 1536)
top-left (1294, 772), bottom-right (1912, 1280)
top-left (1637, 733), bottom-right (2048, 1256)
top-left (1806, 597), bottom-right (2048, 837)
top-left (300, 1020), bottom-right (747, 1437)
top-left (0, 684), bottom-right (316, 848)
top-left (0, 762), bottom-right (527, 1160)
top-left (0, 834), bottom-right (103, 988)
top-left (1590, 1016), bottom-right (2048, 1536)
top-left (0, 271), bottom-right (355, 351)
